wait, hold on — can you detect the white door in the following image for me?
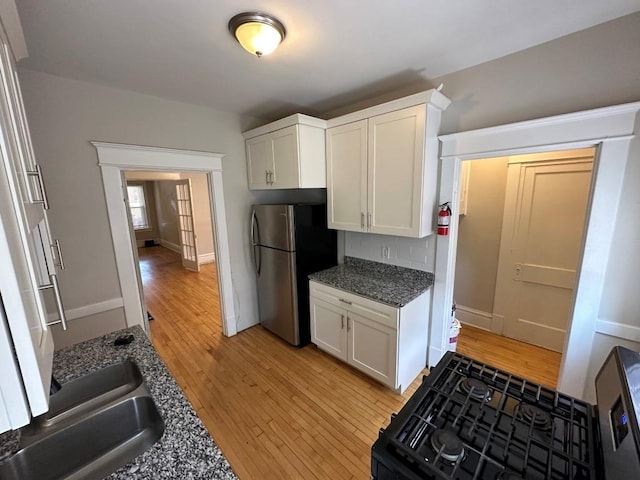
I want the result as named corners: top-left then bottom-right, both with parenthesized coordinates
top-left (348, 311), bottom-right (397, 388)
top-left (246, 134), bottom-right (271, 189)
top-left (310, 297), bottom-right (348, 361)
top-left (174, 179), bottom-right (199, 272)
top-left (270, 125), bottom-right (299, 189)
top-left (493, 149), bottom-right (595, 352)
top-left (326, 120), bottom-right (368, 232)
top-left (368, 105), bottom-right (425, 237)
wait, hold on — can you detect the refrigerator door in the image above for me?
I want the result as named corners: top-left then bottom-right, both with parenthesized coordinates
top-left (252, 204), bottom-right (295, 251)
top-left (256, 246), bottom-right (299, 345)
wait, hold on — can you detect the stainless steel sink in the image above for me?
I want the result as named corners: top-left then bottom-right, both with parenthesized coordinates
top-left (0, 361), bottom-right (165, 480)
top-left (36, 360), bottom-right (144, 428)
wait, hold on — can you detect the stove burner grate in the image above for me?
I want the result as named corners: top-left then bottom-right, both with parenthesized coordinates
top-left (518, 403), bottom-right (553, 431)
top-left (430, 428), bottom-right (465, 463)
top-left (459, 377), bottom-right (492, 402)
top-left (372, 351), bottom-right (599, 480)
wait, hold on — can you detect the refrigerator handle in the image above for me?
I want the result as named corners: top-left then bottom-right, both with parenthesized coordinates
top-left (250, 210), bottom-right (261, 275)
top-left (250, 209), bottom-right (258, 246)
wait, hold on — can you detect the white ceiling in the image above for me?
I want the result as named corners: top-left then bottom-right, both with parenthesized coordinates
top-left (14, 0), bottom-right (640, 120)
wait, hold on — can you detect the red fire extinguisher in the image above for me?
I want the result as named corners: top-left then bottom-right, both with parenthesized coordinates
top-left (437, 203), bottom-right (452, 235)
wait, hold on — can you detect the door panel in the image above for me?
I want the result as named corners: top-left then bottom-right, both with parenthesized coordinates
top-left (257, 246), bottom-right (298, 344)
top-left (310, 297), bottom-right (347, 361)
top-left (246, 135), bottom-right (270, 189)
top-left (368, 105), bottom-right (425, 236)
top-left (348, 311), bottom-right (397, 388)
top-left (494, 149), bottom-right (594, 352)
top-left (271, 126), bottom-right (299, 189)
top-left (326, 120), bottom-right (367, 232)
top-left (174, 179), bottom-right (199, 272)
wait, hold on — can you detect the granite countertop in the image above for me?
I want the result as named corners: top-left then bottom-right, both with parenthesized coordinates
top-left (1, 326), bottom-right (237, 479)
top-left (309, 256), bottom-right (434, 307)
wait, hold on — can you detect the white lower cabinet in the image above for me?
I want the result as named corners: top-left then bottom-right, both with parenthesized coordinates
top-left (309, 281), bottom-right (429, 393)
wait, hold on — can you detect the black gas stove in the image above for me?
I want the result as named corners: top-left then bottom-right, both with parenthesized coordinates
top-left (372, 347), bottom-right (640, 480)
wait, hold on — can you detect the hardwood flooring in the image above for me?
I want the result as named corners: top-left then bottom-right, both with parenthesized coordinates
top-left (457, 324), bottom-right (561, 389)
top-left (139, 246), bottom-right (561, 479)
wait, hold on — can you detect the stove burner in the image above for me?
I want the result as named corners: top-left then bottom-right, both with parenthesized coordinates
top-left (519, 403), bottom-right (553, 430)
top-left (430, 429), bottom-right (465, 462)
top-left (459, 377), bottom-right (492, 402)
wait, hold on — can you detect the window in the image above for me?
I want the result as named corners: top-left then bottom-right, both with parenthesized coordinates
top-left (127, 185), bottom-right (149, 230)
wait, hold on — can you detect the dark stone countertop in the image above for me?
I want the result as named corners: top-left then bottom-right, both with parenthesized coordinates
top-left (308, 256), bottom-right (434, 307)
top-left (1, 326), bottom-right (237, 479)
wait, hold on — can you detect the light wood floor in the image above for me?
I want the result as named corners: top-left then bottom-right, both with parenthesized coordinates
top-left (139, 246), bottom-right (561, 479)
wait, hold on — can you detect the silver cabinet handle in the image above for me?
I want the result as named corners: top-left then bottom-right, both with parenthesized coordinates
top-left (51, 239), bottom-right (65, 270)
top-left (361, 212), bottom-right (364, 229)
top-left (268, 170), bottom-right (274, 184)
top-left (26, 164), bottom-right (50, 210)
top-left (39, 273), bottom-right (67, 330)
top-left (341, 314), bottom-right (345, 329)
top-left (368, 212), bottom-right (372, 230)
top-left (265, 170), bottom-right (269, 185)
top-left (339, 298), bottom-right (352, 305)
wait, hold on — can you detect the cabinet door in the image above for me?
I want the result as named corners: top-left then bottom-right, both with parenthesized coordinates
top-left (347, 311), bottom-right (397, 388)
top-left (246, 134), bottom-right (272, 189)
top-left (310, 297), bottom-right (348, 361)
top-left (270, 125), bottom-right (299, 189)
top-left (326, 120), bottom-right (368, 232)
top-left (368, 105), bottom-right (426, 237)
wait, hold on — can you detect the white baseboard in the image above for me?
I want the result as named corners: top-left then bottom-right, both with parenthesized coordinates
top-left (159, 239), bottom-right (181, 254)
top-left (595, 318), bottom-right (640, 342)
top-left (47, 297), bottom-right (124, 323)
top-left (199, 252), bottom-right (216, 264)
top-left (456, 305), bottom-right (493, 331)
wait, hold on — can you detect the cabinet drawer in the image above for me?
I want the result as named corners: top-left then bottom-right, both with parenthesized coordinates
top-left (309, 281), bottom-right (398, 330)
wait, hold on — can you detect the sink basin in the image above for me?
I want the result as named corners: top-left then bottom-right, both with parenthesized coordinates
top-left (0, 396), bottom-right (164, 480)
top-left (0, 361), bottom-right (165, 480)
top-left (36, 360), bottom-right (144, 428)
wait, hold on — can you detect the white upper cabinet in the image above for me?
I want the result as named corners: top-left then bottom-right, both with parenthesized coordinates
top-left (0, 4), bottom-right (67, 432)
top-left (244, 114), bottom-right (327, 190)
top-left (326, 120), bottom-right (367, 231)
top-left (326, 89), bottom-right (451, 238)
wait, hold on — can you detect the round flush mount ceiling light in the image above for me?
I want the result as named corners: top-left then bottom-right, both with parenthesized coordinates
top-left (228, 12), bottom-right (286, 57)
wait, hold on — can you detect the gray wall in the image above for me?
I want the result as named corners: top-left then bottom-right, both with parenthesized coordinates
top-left (454, 158), bottom-right (509, 314)
top-left (17, 69), bottom-right (306, 347)
top-left (433, 12), bottom-right (640, 134)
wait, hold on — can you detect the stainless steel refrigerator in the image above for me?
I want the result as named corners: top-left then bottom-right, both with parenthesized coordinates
top-left (250, 204), bottom-right (337, 346)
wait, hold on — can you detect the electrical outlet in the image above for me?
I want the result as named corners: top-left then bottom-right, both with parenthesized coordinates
top-left (381, 246), bottom-right (390, 259)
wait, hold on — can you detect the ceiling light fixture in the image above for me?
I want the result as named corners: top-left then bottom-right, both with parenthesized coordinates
top-left (228, 12), bottom-right (286, 58)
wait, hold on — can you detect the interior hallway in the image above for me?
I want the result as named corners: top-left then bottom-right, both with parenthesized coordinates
top-left (139, 245), bottom-right (561, 478)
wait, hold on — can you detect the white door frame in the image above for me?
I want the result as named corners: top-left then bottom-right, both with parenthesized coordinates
top-left (432, 102), bottom-right (640, 400)
top-left (93, 142), bottom-right (237, 337)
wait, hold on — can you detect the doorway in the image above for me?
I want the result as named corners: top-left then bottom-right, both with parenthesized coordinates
top-left (123, 170), bottom-right (222, 333)
top-left (94, 142), bottom-right (237, 338)
top-left (432, 102), bottom-right (639, 400)
top-left (454, 148), bottom-right (595, 354)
